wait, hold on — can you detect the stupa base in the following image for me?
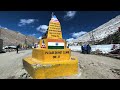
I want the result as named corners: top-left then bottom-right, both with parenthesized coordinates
top-left (23, 56), bottom-right (78, 79)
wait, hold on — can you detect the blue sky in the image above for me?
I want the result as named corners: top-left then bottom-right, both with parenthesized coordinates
top-left (0, 11), bottom-right (120, 41)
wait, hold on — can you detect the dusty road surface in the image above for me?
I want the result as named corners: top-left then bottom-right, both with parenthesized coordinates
top-left (70, 52), bottom-right (120, 79)
top-left (0, 51), bottom-right (120, 79)
top-left (0, 50), bottom-right (32, 79)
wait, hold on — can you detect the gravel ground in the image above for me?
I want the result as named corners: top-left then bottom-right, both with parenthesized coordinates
top-left (71, 52), bottom-right (120, 79)
top-left (0, 50), bottom-right (32, 79)
top-left (0, 50), bottom-right (120, 79)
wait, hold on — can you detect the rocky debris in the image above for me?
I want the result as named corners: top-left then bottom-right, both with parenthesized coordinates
top-left (7, 76), bottom-right (16, 79)
top-left (110, 49), bottom-right (120, 54)
top-left (110, 68), bottom-right (120, 78)
top-left (88, 62), bottom-right (97, 67)
top-left (91, 49), bottom-right (103, 55)
top-left (19, 73), bottom-right (32, 79)
top-left (15, 68), bottom-right (32, 79)
top-left (91, 49), bottom-right (120, 59)
top-left (102, 53), bottom-right (120, 59)
top-left (22, 67), bottom-right (24, 69)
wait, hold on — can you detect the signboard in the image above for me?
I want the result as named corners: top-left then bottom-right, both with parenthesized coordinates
top-left (47, 17), bottom-right (62, 39)
top-left (44, 50), bottom-right (70, 60)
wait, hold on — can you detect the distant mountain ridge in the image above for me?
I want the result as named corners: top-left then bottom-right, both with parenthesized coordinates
top-left (0, 28), bottom-right (39, 46)
top-left (72, 15), bottom-right (120, 43)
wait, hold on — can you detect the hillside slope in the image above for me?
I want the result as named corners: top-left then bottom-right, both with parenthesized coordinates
top-left (97, 30), bottom-right (120, 44)
top-left (73, 15), bottom-right (120, 43)
top-left (0, 28), bottom-right (39, 46)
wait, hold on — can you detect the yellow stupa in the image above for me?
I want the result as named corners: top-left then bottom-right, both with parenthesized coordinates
top-left (23, 13), bottom-right (78, 79)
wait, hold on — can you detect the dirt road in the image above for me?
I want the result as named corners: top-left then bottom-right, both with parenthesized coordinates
top-left (0, 50), bottom-right (120, 79)
top-left (0, 50), bottom-right (32, 79)
top-left (71, 52), bottom-right (120, 79)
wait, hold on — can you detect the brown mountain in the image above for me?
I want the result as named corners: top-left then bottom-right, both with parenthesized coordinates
top-left (0, 28), bottom-right (39, 47)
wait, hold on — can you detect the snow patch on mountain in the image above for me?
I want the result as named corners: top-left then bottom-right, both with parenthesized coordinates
top-left (71, 15), bottom-right (120, 43)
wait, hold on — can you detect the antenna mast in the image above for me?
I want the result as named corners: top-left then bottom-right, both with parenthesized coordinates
top-left (51, 12), bottom-right (54, 17)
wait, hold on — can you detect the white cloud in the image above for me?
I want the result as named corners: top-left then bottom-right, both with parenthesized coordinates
top-left (29, 33), bottom-right (36, 36)
top-left (36, 25), bottom-right (48, 33)
top-left (38, 36), bottom-right (42, 39)
top-left (66, 38), bottom-right (74, 42)
top-left (0, 25), bottom-right (8, 29)
top-left (18, 19), bottom-right (36, 26)
top-left (4, 27), bottom-right (8, 29)
top-left (64, 11), bottom-right (77, 20)
top-left (71, 31), bottom-right (87, 38)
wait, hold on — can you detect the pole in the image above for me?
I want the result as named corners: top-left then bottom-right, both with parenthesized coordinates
top-left (92, 31), bottom-right (95, 45)
top-left (25, 35), bottom-right (27, 50)
top-left (51, 12), bottom-right (54, 17)
top-left (25, 36), bottom-right (27, 45)
top-left (16, 32), bottom-right (18, 46)
top-left (33, 38), bottom-right (34, 46)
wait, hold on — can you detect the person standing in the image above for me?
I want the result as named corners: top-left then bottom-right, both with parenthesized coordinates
top-left (87, 44), bottom-right (91, 54)
top-left (83, 44), bottom-right (87, 54)
top-left (67, 43), bottom-right (69, 48)
top-left (81, 43), bottom-right (87, 54)
top-left (81, 45), bottom-right (84, 54)
top-left (16, 44), bottom-right (19, 54)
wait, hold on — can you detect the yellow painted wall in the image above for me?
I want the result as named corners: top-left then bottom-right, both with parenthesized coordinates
top-left (23, 56), bottom-right (78, 79)
top-left (32, 48), bottom-right (71, 62)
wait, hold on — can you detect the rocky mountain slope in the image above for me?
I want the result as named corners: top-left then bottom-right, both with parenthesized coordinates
top-left (0, 28), bottom-right (39, 47)
top-left (73, 15), bottom-right (120, 43)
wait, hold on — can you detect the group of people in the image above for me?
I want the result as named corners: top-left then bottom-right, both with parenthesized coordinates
top-left (81, 43), bottom-right (91, 54)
